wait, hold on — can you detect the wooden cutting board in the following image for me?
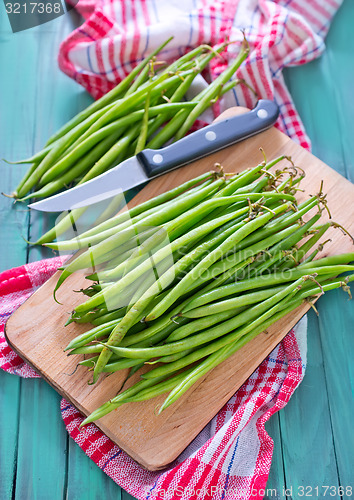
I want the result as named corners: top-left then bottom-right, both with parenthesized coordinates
top-left (5, 108), bottom-right (354, 471)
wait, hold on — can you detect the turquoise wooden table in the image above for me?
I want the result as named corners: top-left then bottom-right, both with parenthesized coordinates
top-left (0, 2), bottom-right (353, 498)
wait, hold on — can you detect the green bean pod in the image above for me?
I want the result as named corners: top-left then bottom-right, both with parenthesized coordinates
top-left (181, 263), bottom-right (354, 312)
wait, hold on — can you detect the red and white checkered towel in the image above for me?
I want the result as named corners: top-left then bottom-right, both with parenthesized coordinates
top-left (1, 0), bottom-right (342, 497)
top-left (1, 258), bottom-right (306, 499)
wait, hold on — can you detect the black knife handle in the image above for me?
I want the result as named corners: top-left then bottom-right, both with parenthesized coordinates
top-left (137, 99), bottom-right (279, 178)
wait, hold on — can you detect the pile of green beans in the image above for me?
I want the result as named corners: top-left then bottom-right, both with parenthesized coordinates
top-left (53, 155), bottom-right (354, 426)
top-left (8, 37), bottom-right (251, 247)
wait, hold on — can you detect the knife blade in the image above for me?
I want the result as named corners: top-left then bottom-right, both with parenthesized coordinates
top-left (29, 99), bottom-right (279, 212)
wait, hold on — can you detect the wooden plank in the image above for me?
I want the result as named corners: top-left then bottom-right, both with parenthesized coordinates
top-left (0, 372), bottom-right (21, 500)
top-left (0, 12), bottom-right (34, 500)
top-left (5, 113), bottom-right (354, 470)
top-left (312, 9), bottom-right (354, 484)
top-left (66, 437), bottom-right (125, 500)
top-left (14, 379), bottom-right (67, 499)
top-left (0, 14), bottom-right (32, 273)
top-left (263, 415), bottom-right (285, 500)
top-left (317, 294), bottom-right (354, 489)
top-left (279, 311), bottom-right (341, 494)
top-left (267, 0), bottom-right (354, 494)
top-left (0, 18), bottom-right (73, 500)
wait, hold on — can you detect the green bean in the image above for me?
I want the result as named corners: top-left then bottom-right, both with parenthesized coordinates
top-left (76, 200), bottom-right (257, 315)
top-left (89, 247), bottom-right (154, 283)
top-left (212, 168), bottom-right (263, 198)
top-left (104, 201), bottom-right (249, 283)
top-left (145, 40), bottom-right (248, 149)
top-left (188, 221), bottom-right (304, 290)
top-left (81, 282), bottom-right (115, 296)
top-left (46, 38), bottom-right (174, 146)
top-left (232, 197), bottom-right (319, 252)
top-left (51, 173), bottom-right (222, 253)
top-left (298, 248), bottom-right (321, 266)
top-left (13, 161), bottom-right (40, 198)
top-left (33, 206), bottom-right (92, 247)
top-left (81, 366), bottom-right (198, 426)
top-left (145, 202), bottom-right (291, 321)
top-left (113, 323), bottom-right (178, 351)
top-left (95, 226), bottom-right (164, 273)
top-left (65, 319), bottom-right (121, 351)
top-left (179, 202), bottom-right (321, 311)
top-left (180, 257), bottom-right (255, 302)
top-left (104, 277), bottom-right (305, 360)
top-left (135, 89), bottom-right (151, 154)
top-left (68, 306), bottom-right (115, 325)
top-left (22, 133), bottom-right (122, 201)
top-left (7, 144), bottom-right (52, 166)
top-left (61, 171), bottom-right (217, 245)
top-left (79, 126), bottom-right (139, 184)
top-left (62, 154), bottom-right (354, 420)
top-left (166, 308), bottom-right (245, 343)
top-left (51, 180), bottom-right (225, 293)
top-left (134, 292), bottom-right (300, 385)
top-left (188, 156), bottom-right (288, 225)
top-left (126, 60), bottom-right (152, 96)
top-left (80, 374), bottom-right (168, 425)
top-left (274, 223), bottom-right (331, 271)
top-left (293, 273), bottom-right (354, 300)
top-left (174, 38), bottom-right (249, 140)
top-left (39, 102), bottom-right (197, 188)
top-left (114, 300), bottom-right (190, 347)
top-left (40, 126), bottom-right (122, 189)
top-left (122, 368), bottom-right (195, 404)
top-left (182, 285), bottom-right (289, 318)
top-left (69, 319), bottom-right (172, 356)
top-left (89, 200), bottom-right (269, 381)
top-left (157, 296), bottom-right (303, 413)
top-left (151, 348), bottom-right (196, 364)
top-left (87, 180), bottom-right (217, 264)
top-left (102, 357), bottom-right (149, 373)
top-left (140, 190), bottom-right (293, 249)
top-left (159, 44), bottom-right (215, 75)
top-left (136, 45), bottom-right (227, 147)
top-left (69, 345), bottom-right (104, 355)
top-left (126, 253), bottom-right (178, 308)
top-left (78, 353), bottom-right (144, 370)
top-left (247, 212), bottom-right (322, 277)
top-left (49, 209), bottom-right (169, 253)
top-left (17, 102), bottom-right (117, 197)
top-left (91, 309), bottom-right (125, 326)
top-left (95, 231), bottom-right (169, 284)
top-left (75, 71), bottom-right (193, 152)
top-left (181, 264), bottom-right (354, 312)
top-left (297, 253), bottom-right (354, 268)
top-left (32, 206), bottom-right (90, 246)
top-left (78, 356), bottom-right (98, 368)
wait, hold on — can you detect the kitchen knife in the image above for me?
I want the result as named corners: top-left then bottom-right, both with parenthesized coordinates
top-left (29, 99), bottom-right (279, 212)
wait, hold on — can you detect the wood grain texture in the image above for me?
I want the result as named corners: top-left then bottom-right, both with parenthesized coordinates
top-left (5, 109), bottom-right (354, 470)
